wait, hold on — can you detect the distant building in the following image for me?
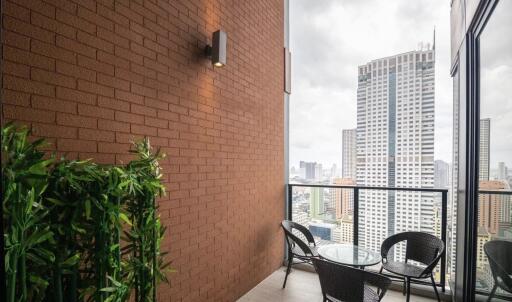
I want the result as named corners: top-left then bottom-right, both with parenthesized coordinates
top-left (476, 227), bottom-right (491, 270)
top-left (339, 214), bottom-right (354, 244)
top-left (330, 164), bottom-right (338, 179)
top-left (478, 180), bottom-right (510, 235)
top-left (323, 189), bottom-right (336, 220)
top-left (300, 161), bottom-right (320, 180)
top-left (479, 119), bottom-right (490, 181)
top-left (342, 129), bottom-right (357, 179)
top-left (309, 221), bottom-right (336, 241)
top-left (310, 187), bottom-right (324, 219)
top-left (498, 162), bottom-right (508, 180)
top-left (434, 160), bottom-right (450, 188)
top-left (315, 163), bottom-right (323, 181)
top-left (332, 178), bottom-right (355, 219)
top-left (292, 209), bottom-right (309, 227)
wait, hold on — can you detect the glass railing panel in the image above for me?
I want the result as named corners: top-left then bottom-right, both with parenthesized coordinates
top-left (290, 185), bottom-right (354, 246)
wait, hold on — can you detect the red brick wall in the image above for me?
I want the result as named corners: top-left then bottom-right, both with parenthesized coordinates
top-left (1, 0), bottom-right (285, 301)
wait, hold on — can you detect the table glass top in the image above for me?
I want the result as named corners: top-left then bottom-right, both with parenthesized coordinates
top-left (317, 244), bottom-right (382, 266)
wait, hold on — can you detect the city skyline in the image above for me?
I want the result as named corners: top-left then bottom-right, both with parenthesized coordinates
top-left (289, 0), bottom-right (454, 172)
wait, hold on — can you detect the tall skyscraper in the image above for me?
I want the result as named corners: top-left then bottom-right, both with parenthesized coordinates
top-left (356, 48), bottom-right (435, 253)
top-left (342, 129), bottom-right (357, 179)
top-left (435, 160), bottom-right (450, 188)
top-left (479, 118), bottom-right (491, 181)
top-left (498, 162), bottom-right (508, 180)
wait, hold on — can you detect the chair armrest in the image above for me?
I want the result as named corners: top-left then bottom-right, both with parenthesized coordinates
top-left (421, 246), bottom-right (444, 276)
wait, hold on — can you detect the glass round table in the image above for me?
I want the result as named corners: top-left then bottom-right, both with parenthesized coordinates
top-left (317, 244), bottom-right (382, 268)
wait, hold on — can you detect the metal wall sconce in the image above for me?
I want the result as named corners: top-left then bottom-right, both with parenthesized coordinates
top-left (205, 30), bottom-right (227, 67)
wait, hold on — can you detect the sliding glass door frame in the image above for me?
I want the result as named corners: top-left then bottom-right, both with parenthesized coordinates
top-left (452, 0), bottom-right (501, 301)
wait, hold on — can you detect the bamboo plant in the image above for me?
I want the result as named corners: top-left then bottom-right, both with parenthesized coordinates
top-left (2, 125), bottom-right (172, 302)
top-left (121, 138), bottom-right (171, 302)
top-left (2, 123), bottom-right (55, 302)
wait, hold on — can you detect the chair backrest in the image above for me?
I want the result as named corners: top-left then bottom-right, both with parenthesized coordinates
top-left (281, 220), bottom-right (315, 255)
top-left (312, 258), bottom-right (391, 302)
top-left (484, 240), bottom-right (512, 290)
top-left (382, 232), bottom-right (444, 272)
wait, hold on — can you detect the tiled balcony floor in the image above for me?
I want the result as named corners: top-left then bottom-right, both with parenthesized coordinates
top-left (238, 267), bottom-right (437, 302)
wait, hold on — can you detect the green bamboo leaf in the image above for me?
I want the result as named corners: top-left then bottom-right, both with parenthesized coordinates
top-left (119, 213), bottom-right (132, 226)
top-left (60, 253), bottom-right (80, 267)
top-left (29, 275), bottom-right (49, 287)
top-left (46, 197), bottom-right (65, 206)
top-left (85, 199), bottom-right (91, 219)
top-left (24, 228), bottom-right (53, 248)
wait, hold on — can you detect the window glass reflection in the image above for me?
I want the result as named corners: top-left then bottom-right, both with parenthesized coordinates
top-left (477, 0), bottom-right (512, 299)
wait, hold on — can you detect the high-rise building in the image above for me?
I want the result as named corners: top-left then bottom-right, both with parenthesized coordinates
top-left (479, 118), bottom-right (490, 181)
top-left (476, 227), bottom-right (492, 269)
top-left (332, 178), bottom-right (356, 219)
top-left (310, 187), bottom-right (324, 219)
top-left (498, 162), bottom-right (508, 180)
top-left (356, 48), bottom-right (435, 254)
top-left (315, 163), bottom-right (323, 181)
top-left (478, 180), bottom-right (510, 235)
top-left (342, 129), bottom-right (357, 179)
top-left (330, 164), bottom-right (338, 179)
top-left (300, 161), bottom-right (319, 180)
top-left (435, 160), bottom-right (450, 188)
top-left (339, 214), bottom-right (354, 244)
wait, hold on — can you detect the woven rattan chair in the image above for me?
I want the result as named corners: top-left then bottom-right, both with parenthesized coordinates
top-left (313, 258), bottom-right (392, 302)
top-left (281, 220), bottom-right (319, 288)
top-left (484, 240), bottom-right (512, 301)
top-left (379, 232), bottom-right (444, 302)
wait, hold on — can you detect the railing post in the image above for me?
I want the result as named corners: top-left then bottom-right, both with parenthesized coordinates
top-left (287, 184), bottom-right (292, 220)
top-left (353, 187), bottom-right (359, 246)
top-left (441, 190), bottom-right (448, 292)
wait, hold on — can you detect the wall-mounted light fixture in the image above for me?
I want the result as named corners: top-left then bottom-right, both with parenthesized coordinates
top-left (205, 30), bottom-right (227, 67)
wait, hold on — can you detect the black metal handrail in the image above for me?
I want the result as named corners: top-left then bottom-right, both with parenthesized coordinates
top-left (287, 183), bottom-right (449, 292)
top-left (478, 190), bottom-right (512, 195)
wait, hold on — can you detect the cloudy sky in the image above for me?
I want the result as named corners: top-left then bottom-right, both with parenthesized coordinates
top-left (289, 0), bottom-right (454, 171)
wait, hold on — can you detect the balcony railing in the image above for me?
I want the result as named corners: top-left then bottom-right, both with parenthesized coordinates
top-left (287, 183), bottom-right (448, 292)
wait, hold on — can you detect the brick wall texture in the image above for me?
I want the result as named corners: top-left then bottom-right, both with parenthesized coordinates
top-left (1, 0), bottom-right (285, 301)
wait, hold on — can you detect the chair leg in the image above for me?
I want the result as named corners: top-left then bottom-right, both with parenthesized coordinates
top-left (406, 277), bottom-right (411, 302)
top-left (282, 254), bottom-right (293, 288)
top-left (487, 284), bottom-right (497, 302)
top-left (402, 277), bottom-right (407, 296)
top-left (430, 273), bottom-right (441, 302)
top-left (377, 267), bottom-right (383, 296)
